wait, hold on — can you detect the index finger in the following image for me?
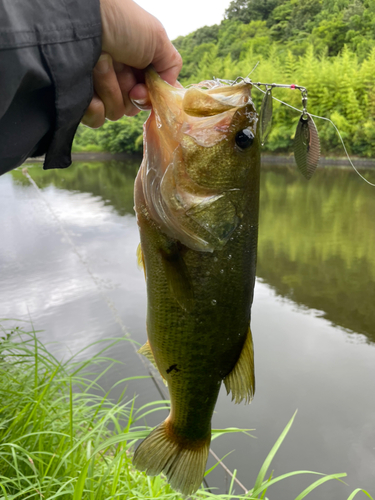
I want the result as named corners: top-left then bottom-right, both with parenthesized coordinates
top-left (153, 48), bottom-right (183, 86)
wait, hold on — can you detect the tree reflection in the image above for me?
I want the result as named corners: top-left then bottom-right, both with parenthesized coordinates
top-left (12, 160), bottom-right (140, 216)
top-left (258, 165), bottom-right (375, 343)
top-left (12, 161), bottom-right (375, 343)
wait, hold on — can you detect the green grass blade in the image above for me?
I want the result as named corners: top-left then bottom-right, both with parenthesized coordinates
top-left (2, 327), bottom-right (373, 500)
top-left (260, 470), bottom-right (273, 499)
top-left (211, 428), bottom-right (255, 441)
top-left (253, 410), bottom-right (297, 493)
top-left (204, 451), bottom-right (233, 477)
top-left (252, 470), bottom-right (325, 497)
top-left (294, 473), bottom-right (347, 500)
top-left (348, 489), bottom-right (375, 500)
top-left (72, 460), bottom-right (91, 500)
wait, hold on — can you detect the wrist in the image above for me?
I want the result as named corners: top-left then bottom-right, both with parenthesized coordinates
top-left (99, 0), bottom-right (114, 54)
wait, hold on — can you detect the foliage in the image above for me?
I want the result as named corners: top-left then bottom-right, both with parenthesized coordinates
top-left (174, 0), bottom-right (375, 157)
top-left (73, 112), bottom-right (148, 155)
top-left (0, 323), bottom-right (373, 499)
top-left (225, 0), bottom-right (281, 24)
top-left (74, 1), bottom-right (375, 158)
top-left (177, 41), bottom-right (375, 157)
top-left (224, 0), bottom-right (375, 56)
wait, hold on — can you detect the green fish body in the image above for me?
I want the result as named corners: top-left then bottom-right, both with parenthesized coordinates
top-left (133, 69), bottom-right (260, 495)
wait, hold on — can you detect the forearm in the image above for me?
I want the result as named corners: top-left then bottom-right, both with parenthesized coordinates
top-left (0, 0), bottom-right (102, 175)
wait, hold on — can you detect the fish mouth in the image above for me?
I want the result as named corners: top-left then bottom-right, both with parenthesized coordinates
top-left (142, 67), bottom-right (254, 146)
top-left (137, 68), bottom-right (258, 253)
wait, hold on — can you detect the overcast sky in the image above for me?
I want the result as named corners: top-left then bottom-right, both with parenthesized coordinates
top-left (135, 0), bottom-right (232, 40)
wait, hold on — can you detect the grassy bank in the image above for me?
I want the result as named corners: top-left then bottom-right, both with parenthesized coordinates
top-left (0, 322), bottom-right (372, 499)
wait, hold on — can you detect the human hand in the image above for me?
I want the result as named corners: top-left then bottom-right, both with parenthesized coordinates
top-left (82, 0), bottom-right (182, 128)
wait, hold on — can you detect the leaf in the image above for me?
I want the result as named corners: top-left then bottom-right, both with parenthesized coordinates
top-left (253, 410), bottom-right (297, 493)
top-left (73, 460), bottom-right (91, 500)
top-left (347, 489), bottom-right (375, 500)
top-left (252, 470), bottom-right (325, 497)
top-left (211, 427), bottom-right (255, 441)
top-left (204, 451), bottom-right (233, 476)
top-left (294, 473), bottom-right (347, 500)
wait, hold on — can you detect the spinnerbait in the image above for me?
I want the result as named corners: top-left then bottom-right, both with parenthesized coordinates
top-left (216, 76), bottom-right (321, 180)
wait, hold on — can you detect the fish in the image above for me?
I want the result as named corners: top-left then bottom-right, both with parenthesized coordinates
top-left (133, 68), bottom-right (260, 495)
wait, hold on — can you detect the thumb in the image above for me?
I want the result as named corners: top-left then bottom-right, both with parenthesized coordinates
top-left (100, 0), bottom-right (182, 85)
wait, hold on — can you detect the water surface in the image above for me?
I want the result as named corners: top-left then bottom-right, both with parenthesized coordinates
top-left (1, 160), bottom-right (374, 498)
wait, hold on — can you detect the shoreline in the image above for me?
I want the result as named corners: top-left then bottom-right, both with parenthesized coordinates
top-left (26, 152), bottom-right (375, 168)
top-left (261, 154), bottom-right (375, 167)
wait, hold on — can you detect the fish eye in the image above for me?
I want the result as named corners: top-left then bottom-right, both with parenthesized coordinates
top-left (235, 128), bottom-right (254, 150)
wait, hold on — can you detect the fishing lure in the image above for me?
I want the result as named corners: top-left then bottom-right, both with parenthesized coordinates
top-left (255, 81), bottom-right (320, 179)
top-left (213, 73), bottom-right (375, 187)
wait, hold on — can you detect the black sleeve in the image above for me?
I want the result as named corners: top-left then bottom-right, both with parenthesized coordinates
top-left (0, 0), bottom-right (102, 175)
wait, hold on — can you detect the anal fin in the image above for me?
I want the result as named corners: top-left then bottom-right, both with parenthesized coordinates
top-left (138, 341), bottom-right (167, 386)
top-left (224, 326), bottom-right (255, 404)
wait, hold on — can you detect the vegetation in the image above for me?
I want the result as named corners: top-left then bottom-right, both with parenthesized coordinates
top-left (74, 0), bottom-right (375, 158)
top-left (73, 113), bottom-right (147, 155)
top-left (0, 322), bottom-right (373, 499)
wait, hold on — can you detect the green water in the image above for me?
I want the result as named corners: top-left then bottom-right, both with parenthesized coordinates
top-left (257, 165), bottom-right (375, 343)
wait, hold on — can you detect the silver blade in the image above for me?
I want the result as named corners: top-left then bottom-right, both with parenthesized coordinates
top-left (293, 114), bottom-right (320, 179)
top-left (259, 89), bottom-right (273, 146)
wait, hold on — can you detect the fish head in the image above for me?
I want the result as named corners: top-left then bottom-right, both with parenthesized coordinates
top-left (136, 68), bottom-right (260, 252)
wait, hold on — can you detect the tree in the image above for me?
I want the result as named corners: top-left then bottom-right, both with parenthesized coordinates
top-left (225, 0), bottom-right (280, 23)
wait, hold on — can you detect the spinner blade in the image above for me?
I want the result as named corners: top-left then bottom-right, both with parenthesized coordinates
top-left (259, 89), bottom-right (273, 146)
top-left (293, 114), bottom-right (320, 179)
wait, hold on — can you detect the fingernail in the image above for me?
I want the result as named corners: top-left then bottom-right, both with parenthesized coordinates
top-left (131, 97), bottom-right (151, 110)
top-left (95, 54), bottom-right (111, 74)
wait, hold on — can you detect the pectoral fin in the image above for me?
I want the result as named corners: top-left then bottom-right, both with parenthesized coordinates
top-left (224, 327), bottom-right (255, 404)
top-left (186, 194), bottom-right (239, 246)
top-left (162, 246), bottom-right (194, 313)
top-left (138, 341), bottom-right (168, 386)
top-left (137, 243), bottom-right (146, 278)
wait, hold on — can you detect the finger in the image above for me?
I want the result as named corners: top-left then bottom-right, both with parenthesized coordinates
top-left (101, 0), bottom-right (182, 86)
top-left (114, 64), bottom-right (142, 116)
top-left (153, 43), bottom-right (183, 87)
top-left (129, 83), bottom-right (151, 110)
top-left (81, 93), bottom-right (106, 128)
top-left (93, 53), bottom-right (125, 121)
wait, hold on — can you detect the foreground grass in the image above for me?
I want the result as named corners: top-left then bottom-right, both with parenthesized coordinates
top-left (0, 322), bottom-right (373, 500)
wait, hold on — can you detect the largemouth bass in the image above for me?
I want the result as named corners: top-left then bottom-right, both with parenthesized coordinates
top-left (133, 68), bottom-right (260, 495)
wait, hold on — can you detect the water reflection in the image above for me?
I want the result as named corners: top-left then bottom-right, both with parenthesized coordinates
top-left (257, 166), bottom-right (375, 343)
top-left (12, 159), bottom-right (140, 216)
top-left (14, 162), bottom-right (375, 344)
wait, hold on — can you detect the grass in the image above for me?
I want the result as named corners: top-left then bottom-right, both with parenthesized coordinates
top-left (0, 321), bottom-right (373, 500)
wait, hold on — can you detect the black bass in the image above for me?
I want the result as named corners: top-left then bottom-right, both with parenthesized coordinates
top-left (133, 68), bottom-right (260, 495)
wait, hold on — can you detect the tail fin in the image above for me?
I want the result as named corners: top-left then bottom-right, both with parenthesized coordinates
top-left (133, 419), bottom-right (210, 495)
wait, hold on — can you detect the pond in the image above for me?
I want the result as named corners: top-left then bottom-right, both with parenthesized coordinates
top-left (1, 159), bottom-right (375, 499)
